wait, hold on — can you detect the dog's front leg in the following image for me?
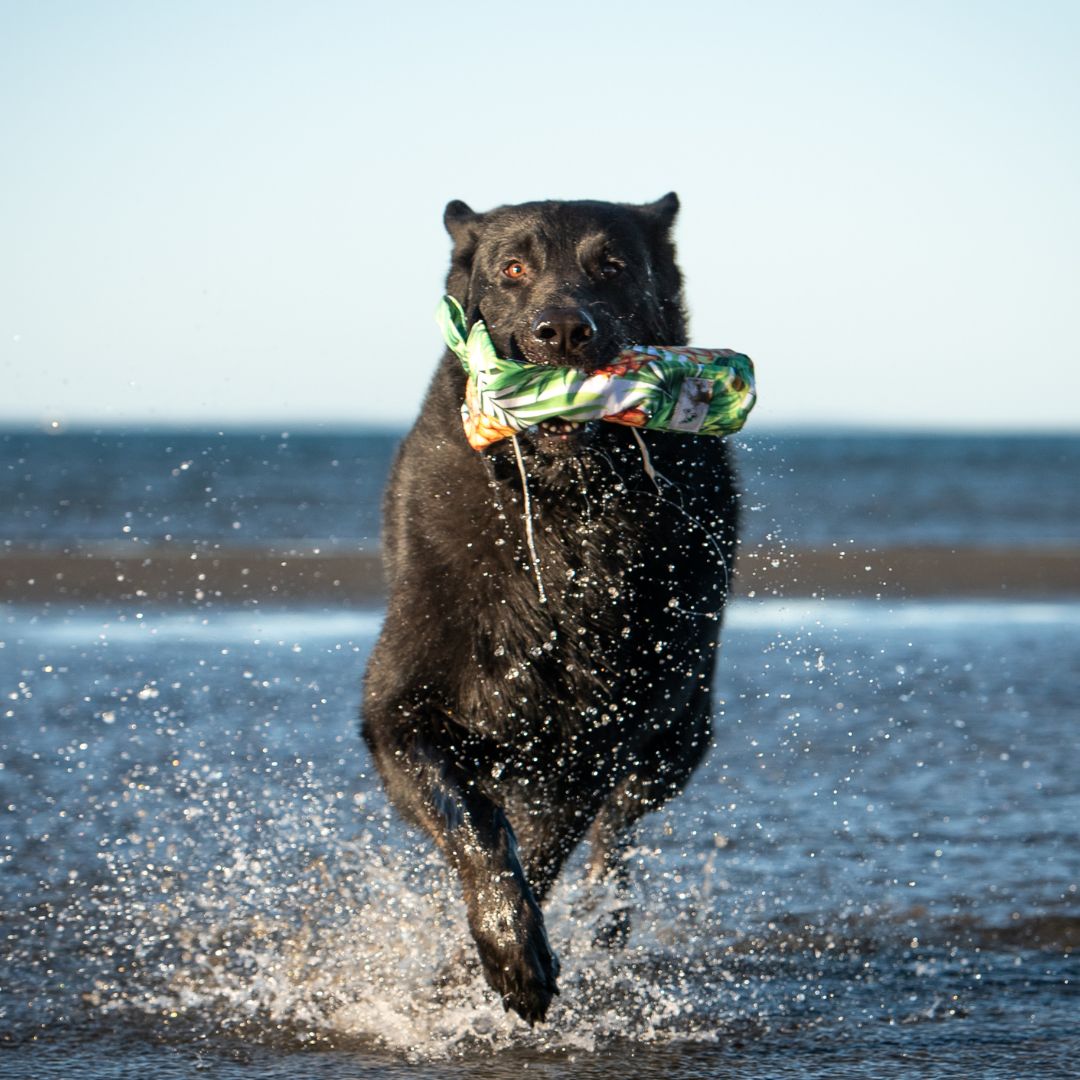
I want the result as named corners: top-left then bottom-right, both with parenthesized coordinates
top-left (363, 725), bottom-right (560, 1023)
top-left (449, 790), bottom-right (561, 1025)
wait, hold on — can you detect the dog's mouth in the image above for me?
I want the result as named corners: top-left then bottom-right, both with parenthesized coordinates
top-left (534, 418), bottom-right (581, 439)
top-left (484, 325), bottom-right (631, 451)
top-left (518, 418), bottom-right (595, 455)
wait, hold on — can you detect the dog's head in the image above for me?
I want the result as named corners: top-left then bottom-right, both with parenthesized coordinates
top-left (443, 196), bottom-right (687, 373)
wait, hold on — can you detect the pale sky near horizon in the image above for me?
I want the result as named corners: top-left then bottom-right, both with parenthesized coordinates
top-left (1, 0), bottom-right (1078, 431)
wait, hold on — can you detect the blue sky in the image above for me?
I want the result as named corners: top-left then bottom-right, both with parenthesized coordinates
top-left (2, 0), bottom-right (1077, 430)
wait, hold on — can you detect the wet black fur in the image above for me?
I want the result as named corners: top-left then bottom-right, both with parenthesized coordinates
top-left (361, 196), bottom-right (739, 1024)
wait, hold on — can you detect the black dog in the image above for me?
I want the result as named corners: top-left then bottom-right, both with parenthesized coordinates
top-left (362, 195), bottom-right (738, 1024)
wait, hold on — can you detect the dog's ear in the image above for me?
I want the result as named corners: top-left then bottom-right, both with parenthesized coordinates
top-left (639, 192), bottom-right (680, 232)
top-left (444, 200), bottom-right (481, 245)
top-left (638, 193), bottom-right (686, 343)
top-left (443, 200), bottom-right (482, 306)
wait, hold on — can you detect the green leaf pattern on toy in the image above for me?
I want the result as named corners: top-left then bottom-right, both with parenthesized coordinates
top-left (436, 295), bottom-right (756, 450)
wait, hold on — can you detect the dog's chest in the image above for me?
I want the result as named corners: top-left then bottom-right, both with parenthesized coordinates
top-left (454, 464), bottom-right (667, 738)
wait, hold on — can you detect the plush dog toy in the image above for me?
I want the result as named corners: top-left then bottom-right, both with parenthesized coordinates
top-left (437, 295), bottom-right (757, 451)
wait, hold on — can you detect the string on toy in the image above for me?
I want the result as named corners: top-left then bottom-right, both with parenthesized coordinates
top-left (510, 434), bottom-right (547, 604)
top-left (630, 426), bottom-right (669, 494)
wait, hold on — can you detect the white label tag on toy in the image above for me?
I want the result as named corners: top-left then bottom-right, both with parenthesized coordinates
top-left (668, 377), bottom-right (714, 432)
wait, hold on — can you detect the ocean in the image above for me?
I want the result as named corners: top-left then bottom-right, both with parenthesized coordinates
top-left (1, 430), bottom-right (1078, 1078)
top-left (4, 429), bottom-right (1079, 551)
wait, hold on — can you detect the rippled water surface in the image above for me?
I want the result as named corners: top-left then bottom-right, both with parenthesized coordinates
top-left (1, 600), bottom-right (1077, 1078)
top-left (5, 430), bottom-right (1079, 549)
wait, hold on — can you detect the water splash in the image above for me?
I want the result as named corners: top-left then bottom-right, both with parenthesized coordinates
top-left (2, 603), bottom-right (1077, 1067)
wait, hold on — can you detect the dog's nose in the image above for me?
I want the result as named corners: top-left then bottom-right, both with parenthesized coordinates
top-left (530, 306), bottom-right (597, 360)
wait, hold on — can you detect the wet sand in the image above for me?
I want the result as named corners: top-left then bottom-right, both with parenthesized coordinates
top-left (2, 544), bottom-right (1077, 604)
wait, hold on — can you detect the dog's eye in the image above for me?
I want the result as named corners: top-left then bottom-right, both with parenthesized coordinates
top-left (503, 261), bottom-right (527, 279)
top-left (599, 261), bottom-right (623, 280)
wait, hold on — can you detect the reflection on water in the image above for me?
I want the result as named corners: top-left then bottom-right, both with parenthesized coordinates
top-left (0, 600), bottom-right (1077, 1078)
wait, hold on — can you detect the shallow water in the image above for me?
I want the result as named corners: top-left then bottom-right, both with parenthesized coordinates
top-left (1, 600), bottom-right (1077, 1078)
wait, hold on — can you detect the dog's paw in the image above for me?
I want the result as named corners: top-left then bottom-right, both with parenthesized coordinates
top-left (470, 895), bottom-right (561, 1025)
